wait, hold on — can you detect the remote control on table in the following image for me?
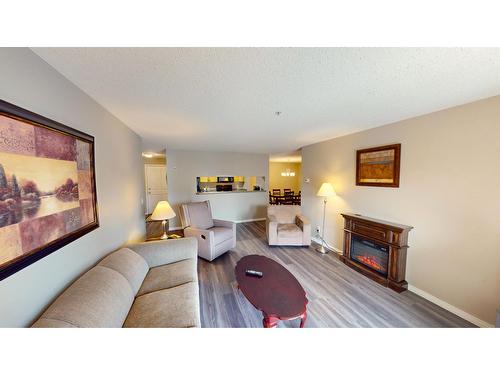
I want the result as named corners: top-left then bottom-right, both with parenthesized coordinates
top-left (245, 269), bottom-right (263, 277)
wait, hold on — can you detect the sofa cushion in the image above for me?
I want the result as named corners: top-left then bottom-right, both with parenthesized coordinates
top-left (98, 248), bottom-right (149, 295)
top-left (211, 226), bottom-right (234, 245)
top-left (187, 201), bottom-right (214, 229)
top-left (33, 266), bottom-right (134, 328)
top-left (268, 205), bottom-right (302, 224)
top-left (32, 318), bottom-right (78, 328)
top-left (277, 223), bottom-right (303, 239)
top-left (137, 258), bottom-right (197, 297)
top-left (128, 237), bottom-right (198, 268)
top-left (124, 282), bottom-right (201, 328)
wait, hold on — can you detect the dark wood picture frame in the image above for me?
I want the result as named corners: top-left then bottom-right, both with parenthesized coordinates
top-left (0, 99), bottom-right (99, 281)
top-left (356, 143), bottom-right (401, 188)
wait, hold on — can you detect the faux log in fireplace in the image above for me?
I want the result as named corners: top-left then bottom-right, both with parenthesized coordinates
top-left (340, 213), bottom-right (413, 293)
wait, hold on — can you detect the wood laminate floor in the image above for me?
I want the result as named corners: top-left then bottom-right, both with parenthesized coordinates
top-left (197, 221), bottom-right (475, 328)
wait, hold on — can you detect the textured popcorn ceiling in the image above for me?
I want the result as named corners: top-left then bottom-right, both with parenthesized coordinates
top-left (32, 48), bottom-right (500, 153)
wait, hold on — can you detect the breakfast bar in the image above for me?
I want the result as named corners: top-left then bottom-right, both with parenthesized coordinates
top-left (192, 175), bottom-right (268, 222)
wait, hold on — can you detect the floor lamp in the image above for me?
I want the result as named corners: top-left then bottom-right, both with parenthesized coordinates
top-left (316, 182), bottom-right (336, 254)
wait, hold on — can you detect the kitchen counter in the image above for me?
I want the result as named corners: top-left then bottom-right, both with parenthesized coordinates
top-left (196, 190), bottom-right (266, 195)
top-left (190, 188), bottom-right (268, 223)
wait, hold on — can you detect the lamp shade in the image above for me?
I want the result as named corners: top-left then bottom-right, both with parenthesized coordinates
top-left (151, 201), bottom-right (176, 220)
top-left (316, 182), bottom-right (336, 197)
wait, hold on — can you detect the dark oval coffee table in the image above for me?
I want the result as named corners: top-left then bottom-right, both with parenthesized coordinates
top-left (235, 255), bottom-right (308, 328)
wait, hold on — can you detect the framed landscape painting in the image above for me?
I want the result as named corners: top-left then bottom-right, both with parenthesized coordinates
top-left (0, 99), bottom-right (98, 281)
top-left (356, 143), bottom-right (401, 187)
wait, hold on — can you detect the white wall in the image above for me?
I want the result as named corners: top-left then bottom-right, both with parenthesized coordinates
top-left (301, 95), bottom-right (500, 326)
top-left (0, 48), bottom-right (146, 327)
top-left (166, 149), bottom-right (268, 227)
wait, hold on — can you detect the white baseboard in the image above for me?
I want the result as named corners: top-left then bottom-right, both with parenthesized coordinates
top-left (170, 218), bottom-right (265, 231)
top-left (311, 236), bottom-right (342, 254)
top-left (234, 218), bottom-right (266, 223)
top-left (407, 285), bottom-right (493, 328)
top-left (309, 237), bottom-right (492, 327)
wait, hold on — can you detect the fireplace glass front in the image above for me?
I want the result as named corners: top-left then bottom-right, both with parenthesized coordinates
top-left (350, 234), bottom-right (389, 276)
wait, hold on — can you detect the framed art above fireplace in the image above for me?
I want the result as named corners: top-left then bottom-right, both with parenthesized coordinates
top-left (0, 99), bottom-right (99, 281)
top-left (356, 143), bottom-right (401, 187)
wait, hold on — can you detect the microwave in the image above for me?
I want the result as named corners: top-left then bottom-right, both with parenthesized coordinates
top-left (217, 176), bottom-right (234, 183)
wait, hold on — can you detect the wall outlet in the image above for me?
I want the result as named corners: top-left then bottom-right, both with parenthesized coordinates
top-left (316, 225), bottom-right (321, 234)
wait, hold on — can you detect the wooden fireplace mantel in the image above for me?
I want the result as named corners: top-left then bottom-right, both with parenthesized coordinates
top-left (340, 213), bottom-right (413, 293)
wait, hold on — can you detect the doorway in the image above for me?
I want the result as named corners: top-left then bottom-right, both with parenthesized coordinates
top-left (143, 150), bottom-right (167, 239)
top-left (145, 164), bottom-right (167, 214)
top-left (268, 150), bottom-right (302, 205)
top-left (142, 151), bottom-right (167, 215)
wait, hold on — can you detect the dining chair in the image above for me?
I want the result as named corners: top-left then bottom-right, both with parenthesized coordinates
top-left (283, 193), bottom-right (293, 205)
top-left (272, 189), bottom-right (281, 196)
top-left (293, 191), bottom-right (301, 205)
top-left (269, 192), bottom-right (275, 205)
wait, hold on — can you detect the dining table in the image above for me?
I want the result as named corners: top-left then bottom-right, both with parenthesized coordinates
top-left (269, 193), bottom-right (301, 205)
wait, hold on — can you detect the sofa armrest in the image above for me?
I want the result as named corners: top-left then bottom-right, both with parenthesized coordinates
top-left (266, 215), bottom-right (278, 244)
top-left (296, 215), bottom-right (312, 245)
top-left (267, 214), bottom-right (278, 223)
top-left (296, 214), bottom-right (310, 226)
top-left (296, 215), bottom-right (310, 231)
top-left (184, 225), bottom-right (215, 249)
top-left (213, 219), bottom-right (235, 231)
top-left (267, 215), bottom-right (278, 230)
top-left (127, 237), bottom-right (197, 268)
top-left (184, 226), bottom-right (215, 241)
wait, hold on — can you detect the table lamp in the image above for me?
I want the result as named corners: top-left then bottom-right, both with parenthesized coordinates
top-left (316, 182), bottom-right (336, 254)
top-left (151, 200), bottom-right (176, 239)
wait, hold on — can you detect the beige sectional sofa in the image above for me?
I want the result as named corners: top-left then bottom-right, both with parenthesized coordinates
top-left (32, 238), bottom-right (200, 328)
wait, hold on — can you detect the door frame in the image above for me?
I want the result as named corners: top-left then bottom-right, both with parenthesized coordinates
top-left (144, 164), bottom-right (167, 214)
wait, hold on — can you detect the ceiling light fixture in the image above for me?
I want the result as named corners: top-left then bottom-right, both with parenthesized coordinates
top-left (281, 168), bottom-right (295, 177)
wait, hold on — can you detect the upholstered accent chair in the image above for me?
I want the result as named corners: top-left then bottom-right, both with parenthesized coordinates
top-left (180, 201), bottom-right (236, 261)
top-left (266, 205), bottom-right (311, 246)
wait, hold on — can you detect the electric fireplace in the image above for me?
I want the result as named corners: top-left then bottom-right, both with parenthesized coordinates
top-left (340, 213), bottom-right (413, 293)
top-left (350, 235), bottom-right (388, 276)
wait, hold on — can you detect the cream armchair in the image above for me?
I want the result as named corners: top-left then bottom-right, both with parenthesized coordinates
top-left (266, 205), bottom-right (311, 246)
top-left (180, 201), bottom-right (236, 261)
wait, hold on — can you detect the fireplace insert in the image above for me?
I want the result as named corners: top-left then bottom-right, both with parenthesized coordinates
top-left (350, 234), bottom-right (389, 276)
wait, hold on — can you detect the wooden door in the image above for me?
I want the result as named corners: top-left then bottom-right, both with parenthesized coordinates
top-left (145, 164), bottom-right (167, 214)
